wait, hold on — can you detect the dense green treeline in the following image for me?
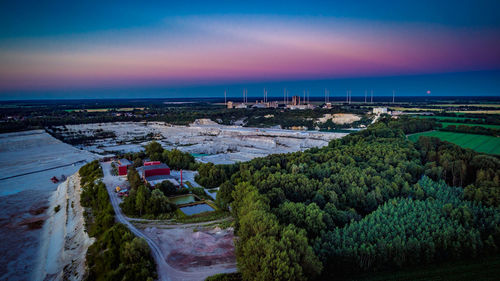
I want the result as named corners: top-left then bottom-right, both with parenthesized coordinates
top-left (231, 182), bottom-right (322, 281)
top-left (416, 136), bottom-right (500, 207)
top-left (218, 121), bottom-right (423, 218)
top-left (388, 115), bottom-right (440, 134)
top-left (207, 122), bottom-right (427, 279)
top-left (440, 124), bottom-right (500, 136)
top-left (424, 114), bottom-right (500, 125)
top-left (79, 160), bottom-right (157, 281)
top-left (198, 119), bottom-right (500, 280)
top-left (316, 177), bottom-right (500, 276)
top-left (196, 162), bottom-right (237, 188)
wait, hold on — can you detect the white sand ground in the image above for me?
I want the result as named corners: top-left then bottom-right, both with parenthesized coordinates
top-left (56, 121), bottom-right (347, 164)
top-left (0, 130), bottom-right (97, 196)
top-left (317, 113), bottom-right (361, 124)
top-left (33, 174), bottom-right (94, 281)
top-left (0, 130), bottom-right (97, 281)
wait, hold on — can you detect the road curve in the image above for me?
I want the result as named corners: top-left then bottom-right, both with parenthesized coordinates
top-left (100, 162), bottom-right (235, 281)
top-left (101, 162), bottom-right (171, 281)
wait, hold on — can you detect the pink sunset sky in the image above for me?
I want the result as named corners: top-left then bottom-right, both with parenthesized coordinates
top-left (1, 16), bottom-right (499, 90)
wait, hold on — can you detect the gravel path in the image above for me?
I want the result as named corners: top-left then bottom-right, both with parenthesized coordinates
top-left (101, 162), bottom-right (235, 281)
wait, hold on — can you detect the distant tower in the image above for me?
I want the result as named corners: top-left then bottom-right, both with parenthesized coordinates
top-left (371, 90), bottom-right (373, 103)
top-left (392, 90), bottom-right (395, 104)
top-left (224, 90), bottom-right (227, 106)
top-left (364, 90), bottom-right (367, 103)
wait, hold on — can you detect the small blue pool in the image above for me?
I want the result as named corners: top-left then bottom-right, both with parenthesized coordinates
top-left (180, 203), bottom-right (215, 215)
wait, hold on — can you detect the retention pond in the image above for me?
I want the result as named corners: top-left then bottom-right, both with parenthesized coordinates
top-left (180, 203), bottom-right (215, 215)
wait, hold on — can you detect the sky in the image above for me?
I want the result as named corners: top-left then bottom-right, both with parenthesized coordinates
top-left (0, 1), bottom-right (499, 99)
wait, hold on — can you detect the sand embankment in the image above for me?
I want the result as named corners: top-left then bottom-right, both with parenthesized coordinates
top-left (33, 173), bottom-right (94, 281)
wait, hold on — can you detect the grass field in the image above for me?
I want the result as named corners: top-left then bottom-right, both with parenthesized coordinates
top-left (450, 110), bottom-right (500, 114)
top-left (346, 255), bottom-right (500, 281)
top-left (430, 103), bottom-right (500, 108)
top-left (389, 107), bottom-right (443, 112)
top-left (408, 131), bottom-right (500, 155)
top-left (415, 115), bottom-right (483, 121)
top-left (439, 122), bottom-right (500, 129)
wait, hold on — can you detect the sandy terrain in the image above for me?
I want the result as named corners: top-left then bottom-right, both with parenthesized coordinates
top-left (142, 225), bottom-right (236, 273)
top-left (0, 130), bottom-right (97, 281)
top-left (33, 174), bottom-right (94, 281)
top-left (54, 121), bottom-right (347, 164)
top-left (0, 130), bottom-right (97, 196)
top-left (317, 113), bottom-right (361, 124)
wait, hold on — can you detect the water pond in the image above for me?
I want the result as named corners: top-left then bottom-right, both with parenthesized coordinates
top-left (169, 194), bottom-right (196, 205)
top-left (180, 203), bottom-right (215, 215)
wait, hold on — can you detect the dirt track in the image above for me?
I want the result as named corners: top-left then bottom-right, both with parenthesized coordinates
top-left (101, 162), bottom-right (236, 281)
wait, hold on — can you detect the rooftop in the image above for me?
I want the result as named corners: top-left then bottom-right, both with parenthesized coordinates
top-left (145, 175), bottom-right (179, 186)
top-left (118, 158), bottom-right (132, 166)
top-left (137, 163), bottom-right (170, 173)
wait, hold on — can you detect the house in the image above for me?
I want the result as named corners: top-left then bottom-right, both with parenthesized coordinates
top-left (136, 163), bottom-right (171, 179)
top-left (117, 159), bottom-right (132, 176)
top-left (373, 107), bottom-right (388, 115)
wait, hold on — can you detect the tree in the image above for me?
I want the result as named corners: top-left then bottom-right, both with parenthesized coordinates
top-left (148, 189), bottom-right (174, 215)
top-left (136, 185), bottom-right (149, 216)
top-left (145, 141), bottom-right (163, 158)
top-left (127, 167), bottom-right (142, 190)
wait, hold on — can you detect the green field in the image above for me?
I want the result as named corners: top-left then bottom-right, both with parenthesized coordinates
top-left (439, 122), bottom-right (500, 129)
top-left (415, 115), bottom-right (483, 121)
top-left (408, 131), bottom-right (500, 155)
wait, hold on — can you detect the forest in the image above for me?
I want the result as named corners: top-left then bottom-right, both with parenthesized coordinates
top-left (79, 161), bottom-right (157, 280)
top-left (440, 124), bottom-right (500, 137)
top-left (198, 118), bottom-right (500, 280)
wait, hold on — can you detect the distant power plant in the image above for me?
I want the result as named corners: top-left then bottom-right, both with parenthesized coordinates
top-left (225, 87), bottom-right (400, 109)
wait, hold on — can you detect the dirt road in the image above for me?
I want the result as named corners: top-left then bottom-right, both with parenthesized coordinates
top-left (101, 162), bottom-right (236, 281)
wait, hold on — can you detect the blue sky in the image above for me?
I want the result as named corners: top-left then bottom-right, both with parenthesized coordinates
top-left (1, 1), bottom-right (499, 99)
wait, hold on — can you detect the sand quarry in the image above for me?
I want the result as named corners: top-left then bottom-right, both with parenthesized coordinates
top-left (0, 130), bottom-right (96, 281)
top-left (54, 121), bottom-right (347, 164)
